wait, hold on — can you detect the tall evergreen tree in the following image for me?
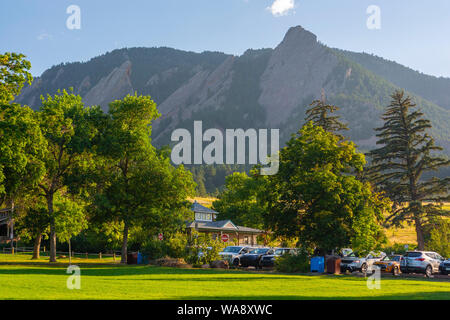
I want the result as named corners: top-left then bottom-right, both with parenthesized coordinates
top-left (305, 92), bottom-right (348, 133)
top-left (368, 90), bottom-right (450, 249)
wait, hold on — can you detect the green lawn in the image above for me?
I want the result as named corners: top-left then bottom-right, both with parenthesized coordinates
top-left (0, 254), bottom-right (449, 300)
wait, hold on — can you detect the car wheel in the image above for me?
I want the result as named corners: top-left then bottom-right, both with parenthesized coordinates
top-left (360, 263), bottom-right (368, 274)
top-left (232, 258), bottom-right (240, 267)
top-left (425, 265), bottom-right (432, 277)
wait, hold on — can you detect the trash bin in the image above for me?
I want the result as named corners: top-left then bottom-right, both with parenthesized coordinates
top-left (127, 252), bottom-right (138, 265)
top-left (326, 256), bottom-right (341, 274)
top-left (310, 256), bottom-right (325, 273)
top-left (137, 252), bottom-right (143, 265)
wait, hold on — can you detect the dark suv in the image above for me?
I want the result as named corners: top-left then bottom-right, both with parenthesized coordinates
top-left (260, 248), bottom-right (295, 268)
top-left (238, 248), bottom-right (272, 269)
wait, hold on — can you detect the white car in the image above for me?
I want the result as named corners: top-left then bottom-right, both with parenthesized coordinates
top-left (401, 251), bottom-right (445, 276)
top-left (340, 251), bottom-right (386, 273)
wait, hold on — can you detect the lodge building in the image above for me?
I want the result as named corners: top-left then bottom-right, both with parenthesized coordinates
top-left (0, 208), bottom-right (14, 244)
top-left (186, 201), bottom-right (264, 245)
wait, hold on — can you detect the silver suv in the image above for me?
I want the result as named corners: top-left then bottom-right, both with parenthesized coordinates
top-left (340, 251), bottom-right (386, 273)
top-left (218, 246), bottom-right (255, 266)
top-left (400, 251), bottom-right (445, 276)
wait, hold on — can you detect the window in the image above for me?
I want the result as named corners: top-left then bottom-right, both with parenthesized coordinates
top-left (195, 213), bottom-right (212, 221)
top-left (244, 236), bottom-right (249, 244)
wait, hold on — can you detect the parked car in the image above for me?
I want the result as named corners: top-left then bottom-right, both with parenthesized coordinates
top-left (439, 258), bottom-right (450, 275)
top-left (373, 255), bottom-right (402, 275)
top-left (238, 247), bottom-right (273, 269)
top-left (401, 251), bottom-right (445, 276)
top-left (340, 251), bottom-right (386, 273)
top-left (218, 246), bottom-right (254, 266)
top-left (260, 248), bottom-right (295, 268)
top-left (339, 248), bottom-right (354, 257)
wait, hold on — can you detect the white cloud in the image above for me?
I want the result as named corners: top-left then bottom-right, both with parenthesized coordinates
top-left (267, 0), bottom-right (295, 17)
top-left (37, 33), bottom-right (52, 41)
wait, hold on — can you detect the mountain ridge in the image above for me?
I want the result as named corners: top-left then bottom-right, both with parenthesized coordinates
top-left (16, 26), bottom-right (450, 156)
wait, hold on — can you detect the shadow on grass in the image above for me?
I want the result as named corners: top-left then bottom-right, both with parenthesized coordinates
top-left (171, 291), bottom-right (450, 300)
top-left (0, 264), bottom-right (449, 286)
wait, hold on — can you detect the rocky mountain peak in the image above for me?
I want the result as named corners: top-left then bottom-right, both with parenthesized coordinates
top-left (281, 25), bottom-right (318, 49)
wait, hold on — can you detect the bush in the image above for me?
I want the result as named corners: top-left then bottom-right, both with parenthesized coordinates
top-left (185, 232), bottom-right (226, 266)
top-left (382, 243), bottom-right (417, 255)
top-left (275, 250), bottom-right (310, 273)
top-left (141, 233), bottom-right (188, 260)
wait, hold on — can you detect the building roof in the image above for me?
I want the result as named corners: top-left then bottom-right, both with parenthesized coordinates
top-left (191, 201), bottom-right (218, 214)
top-left (186, 219), bottom-right (264, 234)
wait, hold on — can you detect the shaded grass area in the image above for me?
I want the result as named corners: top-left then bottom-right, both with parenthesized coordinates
top-left (0, 252), bottom-right (118, 265)
top-left (1, 254), bottom-right (449, 300)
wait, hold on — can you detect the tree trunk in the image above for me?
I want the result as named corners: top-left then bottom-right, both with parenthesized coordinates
top-left (120, 223), bottom-right (129, 264)
top-left (415, 218), bottom-right (425, 250)
top-left (47, 194), bottom-right (57, 263)
top-left (32, 234), bottom-right (42, 260)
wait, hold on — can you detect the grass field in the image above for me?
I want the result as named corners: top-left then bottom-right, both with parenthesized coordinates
top-left (1, 254), bottom-right (449, 300)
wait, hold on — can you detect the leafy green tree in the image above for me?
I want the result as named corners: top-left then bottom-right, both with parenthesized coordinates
top-left (54, 193), bottom-right (87, 244)
top-left (0, 104), bottom-right (46, 207)
top-left (15, 196), bottom-right (49, 259)
top-left (213, 171), bottom-right (267, 229)
top-left (0, 53), bottom-right (46, 253)
top-left (37, 90), bottom-right (98, 262)
top-left (94, 94), bottom-right (195, 263)
top-left (305, 96), bottom-right (348, 134)
top-left (264, 122), bottom-right (389, 254)
top-left (367, 90), bottom-right (450, 249)
top-left (0, 52), bottom-right (32, 104)
top-left (423, 217), bottom-right (449, 257)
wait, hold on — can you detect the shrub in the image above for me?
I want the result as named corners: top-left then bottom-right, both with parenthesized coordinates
top-left (275, 250), bottom-right (310, 273)
top-left (185, 232), bottom-right (226, 266)
top-left (382, 243), bottom-right (417, 255)
top-left (141, 233), bottom-right (188, 260)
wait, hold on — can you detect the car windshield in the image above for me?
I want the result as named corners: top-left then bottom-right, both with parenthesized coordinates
top-left (250, 248), bottom-right (270, 254)
top-left (382, 255), bottom-right (399, 261)
top-left (222, 246), bottom-right (242, 253)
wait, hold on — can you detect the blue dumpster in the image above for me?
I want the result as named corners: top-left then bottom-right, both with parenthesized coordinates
top-left (137, 252), bottom-right (143, 264)
top-left (310, 256), bottom-right (325, 272)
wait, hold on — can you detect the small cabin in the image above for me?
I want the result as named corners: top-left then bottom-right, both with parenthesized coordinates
top-left (186, 201), bottom-right (264, 245)
top-left (0, 208), bottom-right (14, 243)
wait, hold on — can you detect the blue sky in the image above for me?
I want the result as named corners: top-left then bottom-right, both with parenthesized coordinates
top-left (1, 0), bottom-right (449, 77)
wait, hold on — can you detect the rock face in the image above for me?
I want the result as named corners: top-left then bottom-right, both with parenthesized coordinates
top-left (15, 26), bottom-right (450, 155)
top-left (83, 61), bottom-right (134, 111)
top-left (259, 26), bottom-right (339, 126)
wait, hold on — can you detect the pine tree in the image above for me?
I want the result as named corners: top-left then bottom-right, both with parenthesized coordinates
top-left (305, 91), bottom-right (348, 133)
top-left (368, 90), bottom-right (450, 249)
